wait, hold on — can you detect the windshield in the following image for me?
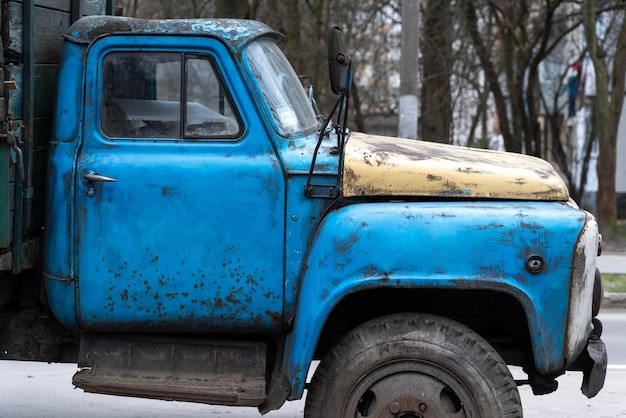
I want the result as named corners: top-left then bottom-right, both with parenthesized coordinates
top-left (245, 39), bottom-right (318, 136)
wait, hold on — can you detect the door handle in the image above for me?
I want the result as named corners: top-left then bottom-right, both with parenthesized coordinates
top-left (83, 171), bottom-right (117, 183)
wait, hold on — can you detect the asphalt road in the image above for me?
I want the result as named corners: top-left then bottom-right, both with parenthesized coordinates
top-left (597, 252), bottom-right (626, 274)
top-left (2, 364), bottom-right (625, 417)
top-left (0, 313), bottom-right (623, 417)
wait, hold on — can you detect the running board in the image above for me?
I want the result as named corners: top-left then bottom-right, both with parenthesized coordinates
top-left (73, 333), bottom-right (267, 406)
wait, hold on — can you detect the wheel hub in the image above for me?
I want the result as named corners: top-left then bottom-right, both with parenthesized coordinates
top-left (353, 365), bottom-right (470, 418)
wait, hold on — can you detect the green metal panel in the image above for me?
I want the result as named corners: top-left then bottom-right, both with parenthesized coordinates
top-left (0, 0), bottom-right (113, 271)
top-left (0, 145), bottom-right (10, 249)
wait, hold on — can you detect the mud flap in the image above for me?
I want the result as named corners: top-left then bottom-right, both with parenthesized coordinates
top-left (581, 339), bottom-right (607, 397)
top-left (578, 318), bottom-right (607, 398)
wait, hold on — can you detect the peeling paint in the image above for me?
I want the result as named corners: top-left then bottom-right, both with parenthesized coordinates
top-left (342, 132), bottom-right (570, 200)
top-left (66, 16), bottom-right (282, 53)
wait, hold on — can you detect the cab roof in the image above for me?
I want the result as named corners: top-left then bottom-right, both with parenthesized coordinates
top-left (66, 15), bottom-right (283, 52)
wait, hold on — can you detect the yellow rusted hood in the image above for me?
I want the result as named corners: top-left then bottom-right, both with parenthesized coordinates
top-left (342, 132), bottom-right (570, 200)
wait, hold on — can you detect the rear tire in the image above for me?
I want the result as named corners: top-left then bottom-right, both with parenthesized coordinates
top-left (305, 313), bottom-right (522, 417)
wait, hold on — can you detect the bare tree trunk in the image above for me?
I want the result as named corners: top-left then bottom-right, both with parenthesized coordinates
top-left (351, 82), bottom-right (365, 132)
top-left (501, 21), bottom-right (526, 153)
top-left (464, 0), bottom-right (518, 152)
top-left (282, 0), bottom-right (302, 71)
top-left (467, 87), bottom-right (489, 147)
top-left (214, 1), bottom-right (234, 17)
top-left (577, 105), bottom-right (596, 206)
top-left (420, 0), bottom-right (452, 143)
top-left (525, 64), bottom-right (543, 157)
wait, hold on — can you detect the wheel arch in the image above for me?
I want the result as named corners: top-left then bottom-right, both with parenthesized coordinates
top-left (315, 287), bottom-right (533, 365)
top-left (282, 278), bottom-right (541, 401)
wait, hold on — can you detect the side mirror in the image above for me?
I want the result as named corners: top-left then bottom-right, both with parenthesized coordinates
top-left (328, 25), bottom-right (351, 94)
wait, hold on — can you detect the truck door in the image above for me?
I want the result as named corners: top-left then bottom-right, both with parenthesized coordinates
top-left (75, 38), bottom-right (285, 332)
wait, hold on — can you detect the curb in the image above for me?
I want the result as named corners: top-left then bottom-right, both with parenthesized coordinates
top-left (602, 292), bottom-right (626, 311)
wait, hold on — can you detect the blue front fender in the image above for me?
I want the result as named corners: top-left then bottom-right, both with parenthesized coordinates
top-left (282, 201), bottom-right (587, 399)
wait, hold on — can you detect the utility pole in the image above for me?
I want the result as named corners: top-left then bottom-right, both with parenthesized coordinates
top-left (398, 0), bottom-right (420, 139)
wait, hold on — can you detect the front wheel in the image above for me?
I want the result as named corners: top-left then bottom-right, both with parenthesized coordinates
top-left (305, 313), bottom-right (522, 417)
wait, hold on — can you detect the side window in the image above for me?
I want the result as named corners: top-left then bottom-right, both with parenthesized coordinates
top-left (101, 52), bottom-right (241, 140)
top-left (185, 56), bottom-right (240, 138)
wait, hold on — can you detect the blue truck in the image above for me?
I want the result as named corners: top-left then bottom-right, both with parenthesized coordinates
top-left (0, 3), bottom-right (607, 417)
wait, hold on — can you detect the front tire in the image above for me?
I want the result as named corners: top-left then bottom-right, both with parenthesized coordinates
top-left (305, 313), bottom-right (522, 417)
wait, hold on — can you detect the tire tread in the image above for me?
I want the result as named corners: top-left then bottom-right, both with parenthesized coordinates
top-left (305, 313), bottom-right (523, 418)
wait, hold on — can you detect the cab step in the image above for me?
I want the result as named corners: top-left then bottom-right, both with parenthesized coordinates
top-left (73, 333), bottom-right (267, 406)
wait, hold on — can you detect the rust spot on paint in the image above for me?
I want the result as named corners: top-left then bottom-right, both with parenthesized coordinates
top-left (456, 167), bottom-right (482, 175)
top-left (265, 310), bottom-right (282, 326)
